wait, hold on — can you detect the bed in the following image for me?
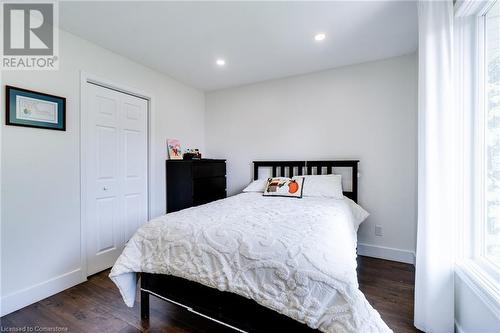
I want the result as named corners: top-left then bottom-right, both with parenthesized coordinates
top-left (110, 160), bottom-right (391, 333)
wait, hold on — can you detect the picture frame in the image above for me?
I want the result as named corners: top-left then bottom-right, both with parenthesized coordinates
top-left (167, 138), bottom-right (183, 160)
top-left (6, 85), bottom-right (66, 131)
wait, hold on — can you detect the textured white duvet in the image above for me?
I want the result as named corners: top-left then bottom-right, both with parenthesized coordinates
top-left (110, 193), bottom-right (391, 333)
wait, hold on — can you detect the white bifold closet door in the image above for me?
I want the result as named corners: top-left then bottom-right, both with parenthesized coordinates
top-left (85, 83), bottom-right (148, 276)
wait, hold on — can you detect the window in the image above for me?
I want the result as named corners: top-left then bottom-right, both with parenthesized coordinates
top-left (484, 0), bottom-right (500, 269)
top-left (455, 0), bottom-right (500, 314)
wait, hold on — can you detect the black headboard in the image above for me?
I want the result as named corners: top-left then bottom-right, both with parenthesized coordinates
top-left (253, 160), bottom-right (359, 202)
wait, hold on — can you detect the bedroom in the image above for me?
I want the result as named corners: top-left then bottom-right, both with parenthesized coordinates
top-left (0, 1), bottom-right (498, 332)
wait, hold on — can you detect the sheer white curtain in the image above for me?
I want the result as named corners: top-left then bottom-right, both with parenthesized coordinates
top-left (414, 1), bottom-right (456, 332)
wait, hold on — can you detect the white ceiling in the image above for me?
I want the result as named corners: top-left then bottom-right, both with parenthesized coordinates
top-left (60, 1), bottom-right (418, 91)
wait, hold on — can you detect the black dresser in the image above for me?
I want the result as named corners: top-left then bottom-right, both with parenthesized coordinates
top-left (166, 159), bottom-right (227, 213)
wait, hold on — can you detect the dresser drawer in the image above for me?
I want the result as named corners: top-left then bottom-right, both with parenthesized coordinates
top-left (193, 192), bottom-right (226, 206)
top-left (193, 176), bottom-right (226, 202)
top-left (192, 162), bottom-right (226, 179)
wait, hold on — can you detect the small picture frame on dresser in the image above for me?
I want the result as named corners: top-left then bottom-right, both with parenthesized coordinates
top-left (167, 138), bottom-right (183, 160)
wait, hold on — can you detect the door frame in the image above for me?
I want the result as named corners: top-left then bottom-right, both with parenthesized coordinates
top-left (80, 71), bottom-right (155, 279)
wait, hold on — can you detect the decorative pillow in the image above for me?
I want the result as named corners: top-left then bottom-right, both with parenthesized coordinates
top-left (263, 177), bottom-right (304, 198)
top-left (293, 174), bottom-right (343, 199)
top-left (242, 179), bottom-right (268, 193)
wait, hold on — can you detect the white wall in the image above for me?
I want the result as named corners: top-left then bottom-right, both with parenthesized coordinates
top-left (205, 53), bottom-right (418, 261)
top-left (0, 30), bottom-right (205, 315)
top-left (455, 272), bottom-right (500, 332)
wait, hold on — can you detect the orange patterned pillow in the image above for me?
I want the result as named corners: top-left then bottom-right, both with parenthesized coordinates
top-left (263, 177), bottom-right (304, 198)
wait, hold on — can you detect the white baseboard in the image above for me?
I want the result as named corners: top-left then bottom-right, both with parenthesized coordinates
top-left (1, 269), bottom-right (85, 316)
top-left (357, 243), bottom-right (415, 265)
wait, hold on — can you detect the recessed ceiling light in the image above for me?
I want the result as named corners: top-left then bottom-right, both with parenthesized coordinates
top-left (216, 59), bottom-right (226, 66)
top-left (314, 33), bottom-right (326, 41)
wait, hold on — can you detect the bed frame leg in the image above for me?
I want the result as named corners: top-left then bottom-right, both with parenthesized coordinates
top-left (141, 290), bottom-right (150, 320)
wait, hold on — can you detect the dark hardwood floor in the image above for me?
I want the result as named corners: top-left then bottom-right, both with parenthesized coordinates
top-left (357, 257), bottom-right (420, 333)
top-left (0, 256), bottom-right (420, 333)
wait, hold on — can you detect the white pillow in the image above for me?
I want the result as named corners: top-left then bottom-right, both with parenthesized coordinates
top-left (293, 174), bottom-right (343, 199)
top-left (242, 179), bottom-right (268, 193)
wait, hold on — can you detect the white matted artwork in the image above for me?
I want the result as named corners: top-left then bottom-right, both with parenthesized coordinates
top-left (16, 95), bottom-right (59, 124)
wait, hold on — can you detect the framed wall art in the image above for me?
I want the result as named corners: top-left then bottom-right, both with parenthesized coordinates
top-left (6, 85), bottom-right (66, 131)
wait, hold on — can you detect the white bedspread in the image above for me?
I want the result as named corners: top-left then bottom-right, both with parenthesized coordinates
top-left (110, 193), bottom-right (391, 333)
